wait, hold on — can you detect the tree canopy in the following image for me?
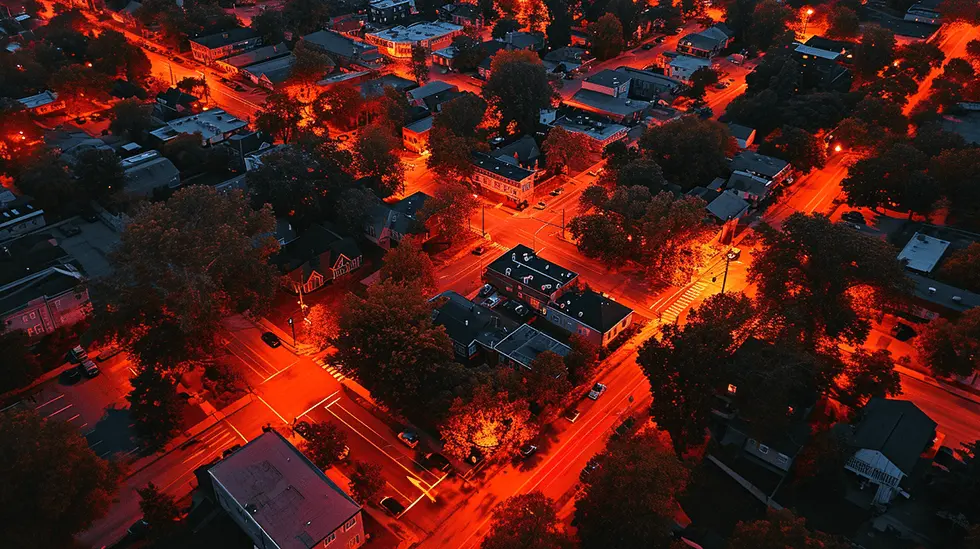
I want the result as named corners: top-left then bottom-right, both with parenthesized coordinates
top-left (588, 13), bottom-right (626, 60)
top-left (639, 117), bottom-right (737, 191)
top-left (729, 509), bottom-right (849, 549)
top-left (916, 308), bottom-right (980, 379)
top-left (483, 50), bottom-right (554, 135)
top-left (481, 492), bottom-right (572, 549)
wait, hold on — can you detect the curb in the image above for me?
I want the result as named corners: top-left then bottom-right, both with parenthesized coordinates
top-left (895, 365), bottom-right (980, 406)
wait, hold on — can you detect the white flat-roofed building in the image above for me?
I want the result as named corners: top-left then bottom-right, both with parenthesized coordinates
top-left (897, 232), bottom-right (950, 273)
top-left (553, 116), bottom-right (628, 150)
top-left (150, 109), bottom-right (248, 146)
top-left (365, 21), bottom-right (463, 58)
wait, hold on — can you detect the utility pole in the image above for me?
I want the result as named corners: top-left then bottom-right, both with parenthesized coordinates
top-left (721, 250), bottom-right (734, 294)
top-left (482, 203), bottom-right (485, 237)
top-left (288, 317), bottom-right (295, 346)
top-left (561, 208), bottom-right (565, 238)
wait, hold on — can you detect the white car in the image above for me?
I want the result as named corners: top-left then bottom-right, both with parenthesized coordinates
top-left (588, 383), bottom-right (607, 400)
top-left (397, 430), bottom-right (419, 449)
top-left (534, 201), bottom-right (547, 210)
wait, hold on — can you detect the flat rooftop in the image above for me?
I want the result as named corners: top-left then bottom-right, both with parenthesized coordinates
top-left (486, 244), bottom-right (577, 294)
top-left (368, 21), bottom-right (462, 43)
top-left (471, 152), bottom-right (534, 183)
top-left (494, 323), bottom-right (571, 368)
top-left (150, 109), bottom-right (247, 142)
top-left (897, 232), bottom-right (950, 273)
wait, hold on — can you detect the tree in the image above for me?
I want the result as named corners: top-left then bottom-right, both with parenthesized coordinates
top-left (968, 39), bottom-right (980, 60)
top-left (542, 126), bottom-right (592, 173)
top-left (526, 351), bottom-right (572, 412)
top-left (729, 509), bottom-right (849, 549)
top-left (942, 57), bottom-right (976, 84)
top-left (748, 0), bottom-right (793, 51)
top-left (450, 35), bottom-right (489, 72)
top-left (792, 428), bottom-right (849, 496)
top-left (688, 66), bottom-right (719, 99)
top-left (0, 330), bottom-right (41, 394)
top-left (938, 0), bottom-right (980, 24)
top-left (826, 4), bottom-right (859, 39)
top-left (933, 148), bottom-right (980, 219)
top-left (380, 238), bottom-right (437, 295)
top-left (568, 213), bottom-right (633, 265)
top-left (332, 281), bottom-right (457, 414)
top-left (566, 334), bottom-right (600, 386)
top-left (49, 63), bottom-right (112, 115)
top-left (290, 40), bottom-right (335, 94)
top-left (87, 29), bottom-right (151, 82)
top-left (855, 25), bottom-right (896, 79)
top-left (749, 213), bottom-right (909, 347)
top-left (376, 85), bottom-right (412, 137)
top-left (940, 243), bottom-right (980, 294)
top-left (312, 82), bottom-right (365, 131)
top-left (638, 292), bottom-right (756, 455)
top-left (895, 41), bottom-right (945, 80)
top-left (841, 348), bottom-right (902, 406)
top-left (256, 92), bottom-right (305, 143)
top-left (0, 409), bottom-right (119, 547)
top-left (607, 0), bottom-right (640, 41)
top-left (418, 182), bottom-right (479, 243)
top-left (841, 142), bottom-right (938, 217)
top-left (481, 492), bottom-right (572, 549)
top-left (304, 304), bottom-right (338, 351)
top-left (283, 0), bottom-right (333, 35)
top-left (545, 0), bottom-right (572, 48)
top-left (492, 17), bottom-right (521, 39)
top-left (354, 125), bottom-right (405, 197)
top-left (851, 96), bottom-right (909, 134)
top-left (301, 422), bottom-right (349, 470)
top-left (110, 98), bottom-right (155, 141)
top-left (127, 364), bottom-right (183, 446)
top-left (74, 148), bottom-right (125, 200)
top-left (916, 308), bottom-right (980, 379)
top-left (411, 43), bottom-right (430, 84)
top-left (616, 158), bottom-right (667, 192)
top-left (247, 146), bottom-right (350, 230)
top-left (348, 461), bottom-right (386, 504)
top-left (574, 431), bottom-right (688, 549)
top-left (758, 126), bottom-right (827, 174)
top-left (588, 13), bottom-right (625, 60)
top-left (517, 0), bottom-right (549, 33)
top-left (440, 386), bottom-right (533, 459)
top-left (136, 482), bottom-right (180, 541)
top-left (779, 92), bottom-right (848, 133)
top-left (251, 9), bottom-right (286, 44)
top-left (483, 50), bottom-right (554, 135)
top-left (639, 117), bottom-right (737, 191)
top-left (14, 152), bottom-right (77, 214)
top-left (334, 186), bottom-right (378, 236)
top-left (95, 187), bottom-right (279, 369)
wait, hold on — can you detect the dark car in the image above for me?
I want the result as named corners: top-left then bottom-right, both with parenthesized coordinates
top-left (425, 452), bottom-right (453, 472)
top-left (60, 223), bottom-right (82, 237)
top-left (472, 245), bottom-right (486, 255)
top-left (127, 519), bottom-right (150, 539)
top-left (519, 443), bottom-right (538, 459)
top-left (222, 444), bottom-right (242, 458)
top-left (80, 208), bottom-right (99, 223)
top-left (580, 458), bottom-right (600, 481)
top-left (614, 416), bottom-right (637, 439)
top-left (261, 331), bottom-right (281, 348)
top-left (478, 283), bottom-right (495, 298)
top-left (841, 211), bottom-right (866, 224)
top-left (655, 35), bottom-right (667, 43)
top-left (380, 496), bottom-right (406, 517)
top-left (641, 43), bottom-right (654, 50)
top-left (74, 116), bottom-right (88, 124)
top-left (81, 359), bottom-right (100, 378)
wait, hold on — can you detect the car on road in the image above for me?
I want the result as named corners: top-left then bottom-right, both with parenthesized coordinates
top-left (655, 35), bottom-right (667, 43)
top-left (398, 429), bottom-right (419, 449)
top-left (841, 211), bottom-right (866, 224)
top-left (337, 445), bottom-right (350, 461)
top-left (69, 345), bottom-right (88, 363)
top-left (472, 244), bottom-right (486, 255)
top-left (127, 519), bottom-right (150, 539)
top-left (588, 383), bottom-right (607, 400)
top-left (481, 293), bottom-right (503, 309)
top-left (60, 223), bottom-right (81, 237)
top-left (74, 117), bottom-right (87, 124)
top-left (425, 452), bottom-right (453, 472)
top-left (714, 81), bottom-right (730, 89)
top-left (261, 331), bottom-right (281, 348)
top-left (380, 496), bottom-right (406, 517)
top-left (613, 416), bottom-right (637, 439)
top-left (467, 447), bottom-right (484, 465)
top-left (580, 458), bottom-right (600, 481)
top-left (519, 443), bottom-right (538, 459)
top-left (550, 187), bottom-right (564, 196)
top-left (641, 43), bottom-right (654, 50)
top-left (81, 359), bottom-right (100, 378)
top-left (478, 283), bottom-right (495, 298)
top-left (232, 83), bottom-right (246, 92)
top-left (564, 409), bottom-right (581, 423)
top-left (727, 247), bottom-right (741, 261)
top-left (534, 201), bottom-right (547, 210)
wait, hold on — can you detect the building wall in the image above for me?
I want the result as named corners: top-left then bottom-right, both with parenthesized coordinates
top-left (369, 2), bottom-right (413, 24)
top-left (2, 287), bottom-right (90, 336)
top-left (190, 37), bottom-right (262, 64)
top-left (0, 211), bottom-right (45, 242)
top-left (402, 127), bottom-right (430, 153)
top-left (483, 269), bottom-right (553, 312)
top-left (853, 449), bottom-right (905, 480)
top-left (581, 80), bottom-right (630, 98)
top-left (544, 306), bottom-right (632, 347)
top-left (471, 168), bottom-right (534, 204)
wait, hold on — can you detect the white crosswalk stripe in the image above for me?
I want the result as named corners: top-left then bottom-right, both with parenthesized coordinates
top-left (315, 357), bottom-right (346, 381)
top-left (660, 282), bottom-right (708, 324)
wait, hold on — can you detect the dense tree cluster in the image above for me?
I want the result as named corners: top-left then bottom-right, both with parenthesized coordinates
top-left (483, 50), bottom-right (556, 135)
top-left (427, 92), bottom-right (490, 179)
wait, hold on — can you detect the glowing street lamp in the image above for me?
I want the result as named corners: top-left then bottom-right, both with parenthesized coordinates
top-left (801, 7), bottom-right (814, 37)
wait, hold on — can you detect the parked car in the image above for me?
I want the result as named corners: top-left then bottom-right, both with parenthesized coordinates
top-left (564, 409), bottom-right (581, 423)
top-left (127, 519), bottom-right (150, 539)
top-left (467, 447), bottom-right (484, 465)
top-left (69, 345), bottom-right (88, 363)
top-left (60, 223), bottom-right (81, 237)
top-left (614, 416), bottom-right (637, 439)
top-left (587, 170), bottom-right (598, 176)
top-left (519, 443), bottom-right (538, 459)
top-left (222, 444), bottom-right (242, 457)
top-left (80, 208), bottom-right (99, 223)
top-left (550, 187), bottom-right (564, 196)
top-left (580, 458), bottom-right (600, 481)
top-left (842, 211), bottom-right (866, 224)
top-left (81, 359), bottom-right (100, 378)
top-left (261, 331), bottom-right (281, 348)
top-left (398, 429), bottom-right (419, 449)
top-left (534, 201), bottom-right (547, 210)
top-left (337, 445), bottom-right (350, 461)
top-left (727, 247), bottom-right (741, 261)
top-left (588, 383), bottom-right (607, 400)
top-left (481, 293), bottom-right (503, 309)
top-left (501, 299), bottom-right (530, 319)
top-left (655, 35), bottom-right (667, 43)
top-left (642, 43), bottom-right (654, 50)
top-left (380, 496), bottom-right (406, 517)
top-left (96, 346), bottom-right (124, 362)
top-left (472, 245), bottom-right (486, 255)
top-left (478, 284), bottom-right (495, 298)
top-left (425, 452), bottom-right (453, 472)
top-left (74, 117), bottom-right (87, 124)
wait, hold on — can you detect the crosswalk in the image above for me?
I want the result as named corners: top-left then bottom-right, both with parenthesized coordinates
top-left (315, 357), bottom-right (347, 382)
top-left (660, 282), bottom-right (708, 324)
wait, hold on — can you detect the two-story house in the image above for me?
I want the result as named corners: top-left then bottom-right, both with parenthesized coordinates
top-left (273, 224), bottom-right (363, 294)
top-left (470, 152), bottom-right (536, 206)
top-left (676, 23), bottom-right (734, 59)
top-left (483, 244), bottom-right (578, 312)
top-left (365, 191), bottom-right (432, 249)
top-left (545, 288), bottom-right (634, 347)
top-left (725, 152), bottom-right (793, 203)
top-left (189, 28), bottom-right (262, 65)
top-left (490, 135), bottom-right (541, 172)
top-left (210, 431), bottom-right (365, 549)
top-left (430, 290), bottom-right (517, 363)
top-left (368, 0), bottom-right (415, 25)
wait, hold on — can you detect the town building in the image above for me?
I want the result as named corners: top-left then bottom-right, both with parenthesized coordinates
top-left (583, 69), bottom-right (631, 98)
top-left (360, 74), bottom-right (419, 99)
top-left (728, 123), bottom-right (756, 148)
top-left (616, 67), bottom-right (681, 100)
top-left (120, 151), bottom-right (181, 197)
top-left (676, 23), bottom-right (734, 58)
top-left (439, 2), bottom-right (484, 27)
top-left (149, 109), bottom-right (248, 146)
top-left (402, 116), bottom-right (432, 153)
top-left (503, 31), bottom-right (545, 52)
top-left (726, 151), bottom-right (793, 202)
top-left (542, 47), bottom-right (593, 75)
top-left (1, 233), bottom-right (90, 337)
top-left (365, 21), bottom-right (463, 59)
top-left (484, 244), bottom-right (578, 311)
top-left (552, 115), bottom-right (628, 151)
top-left (274, 224), bottom-right (362, 294)
top-left (17, 90), bottom-right (65, 115)
top-left (302, 30), bottom-right (384, 69)
top-left (665, 54), bottom-right (712, 83)
top-left (564, 89), bottom-right (649, 125)
top-left (470, 152), bottom-right (536, 206)
top-left (894, 231), bottom-right (980, 319)
top-left (843, 399), bottom-right (938, 507)
top-left (688, 187), bottom-right (751, 223)
top-left (490, 135), bottom-right (541, 171)
top-left (365, 191), bottom-right (432, 249)
top-left (241, 54), bottom-right (296, 89)
top-left (0, 192), bottom-right (45, 243)
top-left (905, 0), bottom-right (941, 25)
top-left (368, 0), bottom-right (415, 25)
top-left (154, 87), bottom-right (199, 121)
top-left (407, 80), bottom-right (458, 108)
top-left (189, 28), bottom-right (262, 65)
top-left (545, 288), bottom-right (634, 347)
top-left (431, 290), bottom-right (517, 362)
top-left (793, 42), bottom-right (853, 92)
top-left (215, 42), bottom-right (291, 75)
top-left (209, 431), bottom-right (365, 549)
top-left (494, 323), bottom-right (571, 369)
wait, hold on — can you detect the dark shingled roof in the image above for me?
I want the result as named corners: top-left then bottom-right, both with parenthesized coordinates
top-left (273, 224), bottom-right (360, 279)
top-left (550, 289), bottom-right (633, 333)
top-left (471, 152), bottom-right (534, 183)
top-left (431, 291), bottom-right (517, 349)
top-left (486, 244), bottom-right (578, 295)
top-left (852, 398), bottom-right (937, 474)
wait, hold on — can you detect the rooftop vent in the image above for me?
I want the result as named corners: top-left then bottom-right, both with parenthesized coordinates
top-left (245, 503), bottom-right (258, 514)
top-left (952, 296), bottom-right (962, 302)
top-left (928, 287), bottom-right (937, 294)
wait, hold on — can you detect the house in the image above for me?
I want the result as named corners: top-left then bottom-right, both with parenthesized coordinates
top-left (583, 69), bottom-right (631, 98)
top-left (676, 23), bottom-right (733, 58)
top-left (223, 131), bottom-right (273, 171)
top-left (365, 191), bottom-right (432, 249)
top-left (440, 2), bottom-right (484, 27)
top-left (545, 288), bottom-right (633, 347)
top-left (360, 74), bottom-right (418, 99)
top-left (150, 109), bottom-right (248, 146)
top-left (368, 0), bottom-right (415, 25)
top-left (843, 398), bottom-right (937, 507)
top-left (120, 151), bottom-right (180, 197)
top-left (689, 187), bottom-right (751, 222)
top-left (564, 89), bottom-right (649, 125)
top-left (154, 88), bottom-right (200, 121)
top-left (1, 233), bottom-right (90, 337)
top-left (209, 431), bottom-right (365, 549)
top-left (503, 31), bottom-right (545, 52)
top-left (402, 116), bottom-right (433, 153)
top-left (494, 323), bottom-right (571, 369)
top-left (274, 224), bottom-right (362, 294)
top-left (804, 36), bottom-right (855, 61)
top-left (0, 193), bottom-right (45, 243)
top-left (793, 44), bottom-right (853, 92)
top-left (407, 80), bottom-right (458, 108)
top-left (728, 123), bottom-right (756, 148)
top-left (302, 30), bottom-right (384, 69)
top-left (365, 21), bottom-right (464, 59)
top-left (729, 151), bottom-right (792, 185)
top-left (666, 54), bottom-right (712, 83)
top-left (470, 152), bottom-right (536, 206)
top-left (431, 290), bottom-right (517, 362)
top-left (17, 90), bottom-right (65, 115)
top-left (484, 244), bottom-right (578, 311)
top-left (904, 272), bottom-right (980, 320)
top-left (215, 42), bottom-right (291, 75)
top-left (897, 232), bottom-right (949, 274)
top-left (570, 28), bottom-right (588, 46)
top-left (726, 172), bottom-right (772, 203)
top-left (542, 47), bottom-right (593, 75)
top-left (490, 135), bottom-right (541, 171)
top-left (241, 54), bottom-right (296, 89)
top-left (552, 115), bottom-right (628, 151)
top-left (189, 28), bottom-right (261, 65)
top-left (617, 67), bottom-right (682, 100)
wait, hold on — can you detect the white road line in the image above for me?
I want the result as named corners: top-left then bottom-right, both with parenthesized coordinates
top-left (67, 413), bottom-right (81, 422)
top-left (296, 392), bottom-right (340, 420)
top-left (333, 403), bottom-right (435, 478)
top-left (45, 404), bottom-right (73, 418)
top-left (35, 393), bottom-right (65, 409)
top-left (254, 393), bottom-right (289, 424)
top-left (225, 419), bottom-right (249, 443)
top-left (263, 361), bottom-right (295, 384)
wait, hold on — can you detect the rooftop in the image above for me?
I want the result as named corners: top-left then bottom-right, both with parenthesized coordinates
top-left (897, 232), bottom-right (950, 273)
top-left (302, 30), bottom-right (378, 60)
top-left (0, 262), bottom-right (85, 317)
top-left (150, 109), bottom-right (247, 143)
top-left (243, 54), bottom-right (296, 84)
top-left (794, 43), bottom-right (840, 61)
top-left (370, 0), bottom-right (414, 8)
top-left (727, 122), bottom-right (755, 141)
top-left (494, 323), bottom-right (571, 369)
top-left (907, 272), bottom-right (980, 312)
top-left (17, 90), bottom-right (58, 109)
top-left (471, 152), bottom-right (535, 183)
top-left (586, 69), bottom-right (631, 88)
top-left (804, 35), bottom-right (855, 54)
top-left (367, 21), bottom-right (462, 43)
top-left (549, 289), bottom-right (633, 333)
top-left (122, 152), bottom-right (180, 197)
top-left (403, 116), bottom-right (433, 133)
top-left (274, 223), bottom-right (360, 279)
top-left (851, 399), bottom-right (936, 475)
top-left (431, 291), bottom-right (517, 349)
top-left (727, 172), bottom-right (770, 197)
top-left (0, 232), bottom-right (75, 288)
top-left (704, 189), bottom-right (750, 221)
top-left (486, 244), bottom-right (577, 294)
top-left (407, 80), bottom-right (456, 101)
top-left (729, 151), bottom-right (789, 180)
top-left (554, 116), bottom-right (628, 142)
top-left (567, 89), bottom-right (649, 117)
top-left (209, 431), bottom-right (361, 549)
top-left (360, 74), bottom-right (418, 98)
top-left (669, 55), bottom-right (712, 70)
top-left (617, 66), bottom-right (682, 89)
top-left (220, 42), bottom-right (290, 68)
top-left (491, 135), bottom-right (540, 167)
top-left (190, 27), bottom-right (258, 49)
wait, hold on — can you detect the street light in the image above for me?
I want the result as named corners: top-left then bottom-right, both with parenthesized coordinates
top-left (802, 7), bottom-right (814, 37)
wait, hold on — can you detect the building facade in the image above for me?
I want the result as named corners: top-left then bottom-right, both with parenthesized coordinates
top-left (365, 21), bottom-right (464, 58)
top-left (470, 152), bottom-right (535, 206)
top-left (189, 28), bottom-right (262, 65)
top-left (368, 0), bottom-right (415, 24)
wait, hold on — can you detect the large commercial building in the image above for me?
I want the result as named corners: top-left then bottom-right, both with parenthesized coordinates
top-left (189, 28), bottom-right (261, 65)
top-left (365, 21), bottom-right (463, 58)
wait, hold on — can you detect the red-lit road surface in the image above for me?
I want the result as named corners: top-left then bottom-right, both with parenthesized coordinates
top-left (903, 22), bottom-right (979, 117)
top-left (764, 151), bottom-right (857, 228)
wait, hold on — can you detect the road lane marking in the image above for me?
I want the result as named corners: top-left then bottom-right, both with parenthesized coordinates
top-left (226, 420), bottom-right (249, 444)
top-left (35, 393), bottom-right (65, 409)
top-left (45, 404), bottom-right (73, 418)
top-left (296, 391), bottom-right (340, 420)
top-left (263, 361), bottom-right (296, 384)
top-left (332, 403), bottom-right (437, 480)
top-left (254, 393), bottom-right (289, 424)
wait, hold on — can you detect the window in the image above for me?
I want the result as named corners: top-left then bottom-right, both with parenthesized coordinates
top-left (323, 532), bottom-right (336, 545)
top-left (348, 535), bottom-right (361, 548)
top-left (758, 444), bottom-right (770, 455)
top-left (344, 517), bottom-right (356, 531)
top-left (54, 299), bottom-right (62, 311)
top-left (777, 453), bottom-right (789, 464)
